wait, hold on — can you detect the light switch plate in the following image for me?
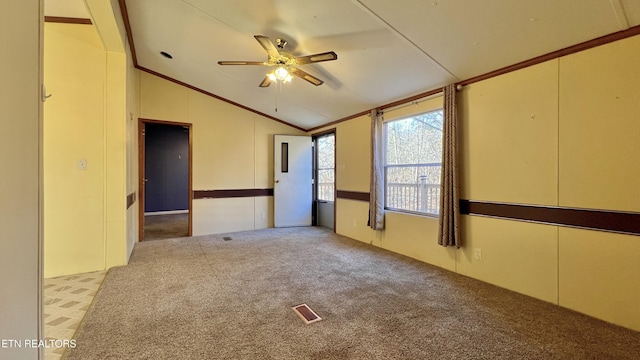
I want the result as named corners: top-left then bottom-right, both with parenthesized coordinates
top-left (78, 159), bottom-right (87, 170)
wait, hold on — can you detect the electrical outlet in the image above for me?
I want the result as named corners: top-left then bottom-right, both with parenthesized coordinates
top-left (78, 159), bottom-right (87, 170)
top-left (474, 248), bottom-right (482, 260)
top-left (261, 212), bottom-right (266, 219)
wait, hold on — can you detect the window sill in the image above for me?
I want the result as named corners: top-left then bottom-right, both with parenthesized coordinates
top-left (384, 208), bottom-right (439, 219)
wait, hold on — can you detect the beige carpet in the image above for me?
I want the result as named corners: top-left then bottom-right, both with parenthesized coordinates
top-left (64, 227), bottom-right (640, 359)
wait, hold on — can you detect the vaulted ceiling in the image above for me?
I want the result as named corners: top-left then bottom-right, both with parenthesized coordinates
top-left (45, 0), bottom-right (640, 130)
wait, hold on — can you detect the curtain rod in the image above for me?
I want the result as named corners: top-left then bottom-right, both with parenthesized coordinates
top-left (380, 89), bottom-right (444, 114)
top-left (378, 84), bottom-right (464, 114)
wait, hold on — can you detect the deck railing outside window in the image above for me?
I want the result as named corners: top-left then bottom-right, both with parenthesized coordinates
top-left (317, 183), bottom-right (335, 202)
top-left (385, 163), bottom-right (441, 215)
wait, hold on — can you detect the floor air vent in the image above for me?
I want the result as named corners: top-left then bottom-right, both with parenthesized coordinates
top-left (292, 304), bottom-right (322, 324)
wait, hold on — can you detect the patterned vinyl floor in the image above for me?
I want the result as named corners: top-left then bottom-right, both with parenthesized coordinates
top-left (43, 271), bottom-right (106, 359)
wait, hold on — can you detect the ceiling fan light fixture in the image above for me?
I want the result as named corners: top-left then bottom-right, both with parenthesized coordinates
top-left (268, 66), bottom-right (292, 83)
top-left (218, 35), bottom-right (336, 87)
top-left (275, 66), bottom-right (290, 80)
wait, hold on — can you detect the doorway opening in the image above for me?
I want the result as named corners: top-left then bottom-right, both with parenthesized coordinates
top-left (312, 130), bottom-right (336, 230)
top-left (138, 119), bottom-right (193, 241)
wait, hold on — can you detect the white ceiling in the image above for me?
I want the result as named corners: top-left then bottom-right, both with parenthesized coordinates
top-left (46, 0), bottom-right (640, 130)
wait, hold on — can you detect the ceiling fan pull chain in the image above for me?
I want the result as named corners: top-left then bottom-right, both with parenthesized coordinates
top-left (275, 83), bottom-right (279, 112)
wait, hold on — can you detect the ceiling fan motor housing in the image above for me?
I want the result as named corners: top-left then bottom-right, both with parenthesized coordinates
top-left (276, 38), bottom-right (288, 49)
top-left (218, 35), bottom-right (337, 87)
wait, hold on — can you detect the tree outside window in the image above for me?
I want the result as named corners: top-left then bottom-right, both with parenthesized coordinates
top-left (317, 134), bottom-right (335, 201)
top-left (384, 110), bottom-right (443, 215)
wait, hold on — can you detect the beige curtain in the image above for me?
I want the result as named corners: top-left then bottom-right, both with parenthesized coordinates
top-left (438, 84), bottom-right (460, 247)
top-left (368, 109), bottom-right (385, 230)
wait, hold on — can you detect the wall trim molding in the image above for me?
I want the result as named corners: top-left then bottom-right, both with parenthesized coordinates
top-left (117, 0), bottom-right (137, 63)
top-left (459, 24), bottom-right (640, 86)
top-left (460, 200), bottom-right (640, 236)
top-left (336, 190), bottom-right (370, 202)
top-left (44, 16), bottom-right (92, 25)
top-left (309, 26), bottom-right (640, 131)
top-left (115, 0), bottom-right (303, 132)
top-left (307, 111), bottom-right (370, 132)
top-left (194, 189), bottom-right (274, 199)
top-left (332, 193), bottom-right (640, 235)
top-left (126, 192), bottom-right (136, 209)
top-left (310, 127), bottom-right (337, 138)
top-left (115, 0), bottom-right (640, 133)
top-left (137, 67), bottom-right (306, 132)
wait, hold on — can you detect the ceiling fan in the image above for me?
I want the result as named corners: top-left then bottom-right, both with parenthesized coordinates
top-left (218, 35), bottom-right (337, 88)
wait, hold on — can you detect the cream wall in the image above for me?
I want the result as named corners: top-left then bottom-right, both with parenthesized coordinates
top-left (125, 43), bottom-right (141, 259)
top-left (101, 0), bottom-right (141, 257)
top-left (460, 35), bottom-right (640, 330)
top-left (139, 72), bottom-right (303, 235)
top-left (100, 0), bottom-right (130, 267)
top-left (44, 23), bottom-right (108, 277)
top-left (460, 60), bottom-right (559, 205)
top-left (558, 36), bottom-right (640, 212)
top-left (457, 59), bottom-right (560, 304)
top-left (313, 35), bottom-right (640, 331)
top-left (39, 5), bottom-right (640, 332)
top-left (104, 50), bottom-right (127, 269)
top-left (44, 0), bottom-right (133, 277)
top-left (312, 97), bottom-right (457, 272)
top-left (555, 35), bottom-right (640, 330)
top-left (0, 1), bottom-right (43, 357)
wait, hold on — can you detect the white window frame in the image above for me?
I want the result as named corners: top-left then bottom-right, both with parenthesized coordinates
top-left (383, 109), bottom-right (444, 217)
top-left (315, 132), bottom-right (335, 202)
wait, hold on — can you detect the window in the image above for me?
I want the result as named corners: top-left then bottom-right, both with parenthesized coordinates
top-left (316, 133), bottom-right (335, 201)
top-left (384, 109), bottom-right (443, 215)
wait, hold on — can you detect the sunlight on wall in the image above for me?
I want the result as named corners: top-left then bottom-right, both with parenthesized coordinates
top-left (312, 34), bottom-right (640, 332)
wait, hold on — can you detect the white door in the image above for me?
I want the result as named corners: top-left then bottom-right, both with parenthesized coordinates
top-left (274, 135), bottom-right (312, 227)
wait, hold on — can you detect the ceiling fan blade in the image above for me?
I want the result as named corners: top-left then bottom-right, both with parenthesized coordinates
top-left (259, 76), bottom-right (271, 88)
top-left (294, 51), bottom-right (338, 65)
top-left (217, 61), bottom-right (268, 66)
top-left (254, 35), bottom-right (280, 59)
top-left (290, 68), bottom-right (324, 86)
